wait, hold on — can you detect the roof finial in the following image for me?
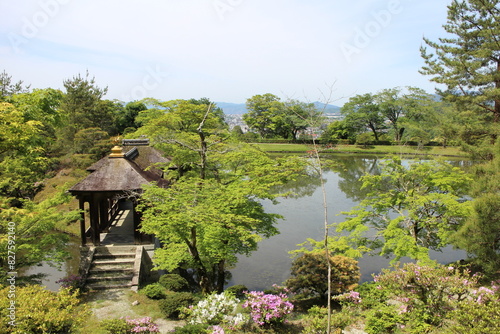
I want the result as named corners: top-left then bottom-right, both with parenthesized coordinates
top-left (109, 146), bottom-right (125, 158)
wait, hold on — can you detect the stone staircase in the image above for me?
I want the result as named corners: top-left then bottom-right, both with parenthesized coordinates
top-left (85, 246), bottom-right (138, 290)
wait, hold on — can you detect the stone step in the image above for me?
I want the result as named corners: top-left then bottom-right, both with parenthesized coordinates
top-left (94, 245), bottom-right (138, 254)
top-left (93, 253), bottom-right (136, 260)
top-left (91, 258), bottom-right (135, 266)
top-left (86, 282), bottom-right (133, 290)
top-left (87, 274), bottom-right (134, 282)
top-left (89, 267), bottom-right (134, 274)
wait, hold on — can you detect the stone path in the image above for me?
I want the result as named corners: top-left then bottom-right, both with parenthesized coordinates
top-left (88, 288), bottom-right (182, 333)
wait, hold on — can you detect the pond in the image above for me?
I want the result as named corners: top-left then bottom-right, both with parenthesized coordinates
top-left (227, 154), bottom-right (468, 290)
top-left (29, 154), bottom-right (469, 292)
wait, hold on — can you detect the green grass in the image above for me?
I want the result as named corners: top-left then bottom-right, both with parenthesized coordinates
top-left (255, 143), bottom-right (468, 157)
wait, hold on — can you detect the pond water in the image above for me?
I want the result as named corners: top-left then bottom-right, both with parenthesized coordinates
top-left (227, 155), bottom-right (468, 290)
top-left (29, 155), bottom-right (468, 292)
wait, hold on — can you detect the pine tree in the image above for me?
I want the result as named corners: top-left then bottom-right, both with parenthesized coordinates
top-left (420, 0), bottom-right (500, 122)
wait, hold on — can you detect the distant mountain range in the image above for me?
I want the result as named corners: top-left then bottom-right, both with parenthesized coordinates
top-left (215, 101), bottom-right (341, 115)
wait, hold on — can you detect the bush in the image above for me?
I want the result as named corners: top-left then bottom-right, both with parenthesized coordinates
top-left (242, 290), bottom-right (294, 327)
top-left (373, 263), bottom-right (481, 328)
top-left (364, 305), bottom-right (402, 334)
top-left (0, 285), bottom-right (89, 334)
top-left (100, 318), bottom-right (130, 334)
top-left (140, 283), bottom-right (167, 300)
top-left (188, 292), bottom-right (244, 326)
top-left (302, 306), bottom-right (353, 334)
top-left (159, 292), bottom-right (197, 319)
top-left (170, 323), bottom-right (209, 333)
top-left (159, 274), bottom-right (189, 292)
top-left (286, 252), bottom-right (360, 299)
top-left (225, 284), bottom-right (248, 299)
top-left (100, 317), bottom-right (160, 334)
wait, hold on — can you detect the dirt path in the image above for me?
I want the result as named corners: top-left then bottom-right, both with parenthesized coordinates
top-left (87, 288), bottom-right (183, 333)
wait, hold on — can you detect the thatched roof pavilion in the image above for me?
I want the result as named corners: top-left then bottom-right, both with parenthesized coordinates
top-left (69, 140), bottom-right (170, 246)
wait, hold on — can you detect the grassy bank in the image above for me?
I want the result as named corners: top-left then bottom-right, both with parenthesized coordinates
top-left (254, 143), bottom-right (468, 157)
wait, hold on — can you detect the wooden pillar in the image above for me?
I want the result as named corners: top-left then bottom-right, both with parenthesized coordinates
top-left (79, 198), bottom-right (86, 246)
top-left (99, 198), bottom-right (109, 231)
top-left (89, 194), bottom-right (100, 246)
top-left (133, 200), bottom-right (141, 244)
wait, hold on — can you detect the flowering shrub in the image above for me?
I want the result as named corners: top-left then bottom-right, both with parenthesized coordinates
top-left (373, 263), bottom-right (481, 327)
top-left (101, 317), bottom-right (160, 333)
top-left (335, 290), bottom-right (362, 305)
top-left (125, 317), bottom-right (160, 333)
top-left (188, 292), bottom-right (244, 326)
top-left (242, 290), bottom-right (294, 327)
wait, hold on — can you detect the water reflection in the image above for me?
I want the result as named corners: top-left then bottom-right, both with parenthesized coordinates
top-left (19, 237), bottom-right (81, 291)
top-left (228, 155), bottom-right (467, 290)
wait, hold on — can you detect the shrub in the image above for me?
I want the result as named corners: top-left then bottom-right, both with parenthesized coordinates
top-left (373, 263), bottom-right (481, 328)
top-left (302, 306), bottom-right (353, 334)
top-left (286, 252), bottom-right (360, 299)
top-left (0, 284), bottom-right (89, 334)
top-left (188, 292), bottom-right (244, 326)
top-left (159, 292), bottom-right (196, 319)
top-left (100, 318), bottom-right (130, 334)
top-left (100, 317), bottom-right (160, 334)
top-left (159, 274), bottom-right (189, 292)
top-left (364, 305), bottom-right (402, 334)
top-left (170, 323), bottom-right (209, 333)
top-left (225, 284), bottom-right (248, 299)
top-left (123, 317), bottom-right (160, 333)
top-left (242, 290), bottom-right (294, 327)
top-left (140, 283), bottom-right (167, 300)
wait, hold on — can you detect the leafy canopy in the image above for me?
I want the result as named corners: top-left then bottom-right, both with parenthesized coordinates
top-left (332, 156), bottom-right (472, 262)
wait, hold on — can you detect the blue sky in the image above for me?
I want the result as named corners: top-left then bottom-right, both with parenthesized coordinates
top-left (0, 0), bottom-right (450, 105)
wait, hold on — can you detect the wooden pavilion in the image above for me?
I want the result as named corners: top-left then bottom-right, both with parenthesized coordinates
top-left (69, 139), bottom-right (170, 246)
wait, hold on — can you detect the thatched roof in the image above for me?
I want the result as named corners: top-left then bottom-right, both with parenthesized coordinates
top-left (70, 146), bottom-right (169, 194)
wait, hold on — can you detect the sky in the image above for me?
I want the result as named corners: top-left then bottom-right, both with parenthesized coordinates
top-left (0, 0), bottom-right (451, 106)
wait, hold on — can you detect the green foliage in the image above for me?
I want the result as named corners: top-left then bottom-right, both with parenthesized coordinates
top-left (114, 101), bottom-right (147, 134)
top-left (58, 71), bottom-right (108, 149)
top-left (364, 305), bottom-right (402, 334)
top-left (225, 284), bottom-right (248, 299)
top-left (341, 93), bottom-right (385, 141)
top-left (0, 70), bottom-right (30, 100)
top-left (0, 285), bottom-right (89, 334)
top-left (286, 252), bottom-right (360, 298)
top-left (140, 283), bottom-right (167, 300)
top-left (170, 323), bottom-right (209, 334)
top-left (319, 120), bottom-right (356, 144)
top-left (302, 306), bottom-right (353, 334)
top-left (0, 188), bottom-right (80, 279)
top-left (73, 127), bottom-right (112, 158)
top-left (354, 282), bottom-right (390, 310)
top-left (100, 318), bottom-right (131, 334)
top-left (159, 274), bottom-right (190, 292)
top-left (333, 156), bottom-right (472, 262)
top-left (158, 292), bottom-right (197, 319)
top-left (243, 94), bottom-right (323, 141)
top-left (374, 263), bottom-right (482, 328)
top-left (453, 193), bottom-right (500, 277)
top-left (420, 0), bottom-right (500, 123)
top-left (444, 298), bottom-right (500, 333)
